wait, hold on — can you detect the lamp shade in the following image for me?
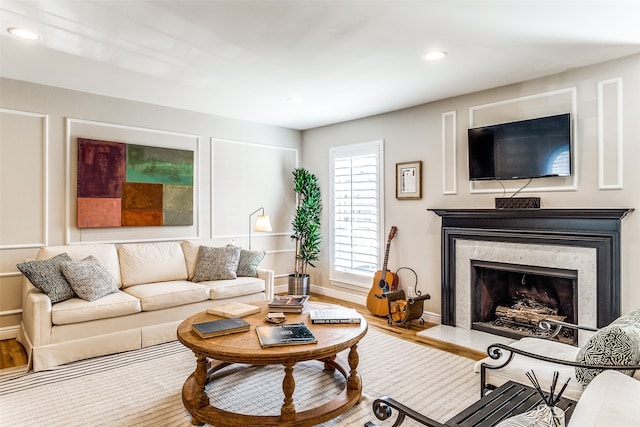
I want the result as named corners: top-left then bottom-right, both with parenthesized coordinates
top-left (254, 214), bottom-right (272, 232)
top-left (248, 207), bottom-right (272, 249)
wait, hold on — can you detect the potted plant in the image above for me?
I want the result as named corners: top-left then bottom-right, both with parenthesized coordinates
top-left (289, 167), bottom-right (322, 295)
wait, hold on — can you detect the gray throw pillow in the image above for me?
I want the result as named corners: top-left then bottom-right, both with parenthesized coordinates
top-left (60, 255), bottom-right (118, 302)
top-left (17, 253), bottom-right (75, 303)
top-left (192, 246), bottom-right (241, 282)
top-left (575, 308), bottom-right (640, 386)
top-left (237, 248), bottom-right (265, 277)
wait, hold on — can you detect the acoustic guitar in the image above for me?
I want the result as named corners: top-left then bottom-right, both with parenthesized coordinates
top-left (366, 226), bottom-right (399, 316)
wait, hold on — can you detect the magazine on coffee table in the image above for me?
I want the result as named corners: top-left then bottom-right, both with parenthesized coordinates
top-left (255, 322), bottom-right (317, 348)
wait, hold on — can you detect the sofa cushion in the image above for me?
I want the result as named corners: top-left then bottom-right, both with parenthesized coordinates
top-left (123, 281), bottom-right (210, 311)
top-left (200, 276), bottom-right (266, 300)
top-left (192, 245), bottom-right (241, 282)
top-left (575, 308), bottom-right (640, 386)
top-left (17, 253), bottom-right (75, 303)
top-left (474, 337), bottom-right (584, 401)
top-left (567, 370), bottom-right (640, 427)
top-left (51, 291), bottom-right (142, 325)
top-left (37, 244), bottom-right (122, 287)
top-left (118, 242), bottom-right (188, 287)
top-left (60, 256), bottom-right (119, 301)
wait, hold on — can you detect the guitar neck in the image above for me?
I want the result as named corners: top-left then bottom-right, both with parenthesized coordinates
top-left (381, 241), bottom-right (391, 275)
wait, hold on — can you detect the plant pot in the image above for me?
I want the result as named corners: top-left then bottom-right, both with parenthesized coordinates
top-left (288, 274), bottom-right (310, 295)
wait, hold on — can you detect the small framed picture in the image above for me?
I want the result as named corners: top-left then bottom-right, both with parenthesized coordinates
top-left (396, 161), bottom-right (422, 200)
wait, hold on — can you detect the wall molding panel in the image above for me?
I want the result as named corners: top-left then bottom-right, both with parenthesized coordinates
top-left (65, 118), bottom-right (201, 244)
top-left (468, 87), bottom-right (578, 194)
top-left (0, 108), bottom-right (48, 250)
top-left (597, 78), bottom-right (623, 190)
top-left (211, 138), bottom-right (298, 242)
top-left (442, 111), bottom-right (457, 195)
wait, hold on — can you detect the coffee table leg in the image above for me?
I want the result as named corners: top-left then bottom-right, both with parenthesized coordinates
top-left (347, 343), bottom-right (361, 391)
top-left (184, 353), bottom-right (210, 425)
top-left (281, 360), bottom-right (297, 421)
top-left (323, 355), bottom-right (337, 372)
top-left (194, 354), bottom-right (209, 408)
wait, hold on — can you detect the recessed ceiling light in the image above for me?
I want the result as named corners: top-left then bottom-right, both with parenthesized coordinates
top-left (287, 97), bottom-right (304, 104)
top-left (7, 27), bottom-right (42, 40)
top-left (422, 50), bottom-right (447, 61)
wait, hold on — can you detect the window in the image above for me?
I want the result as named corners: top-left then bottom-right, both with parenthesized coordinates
top-left (329, 140), bottom-right (383, 287)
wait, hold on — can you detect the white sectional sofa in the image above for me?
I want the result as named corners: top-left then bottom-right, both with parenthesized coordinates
top-left (17, 240), bottom-right (274, 371)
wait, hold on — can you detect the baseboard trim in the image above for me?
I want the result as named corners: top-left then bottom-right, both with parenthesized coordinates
top-left (274, 283), bottom-right (368, 306)
top-left (0, 325), bottom-right (20, 341)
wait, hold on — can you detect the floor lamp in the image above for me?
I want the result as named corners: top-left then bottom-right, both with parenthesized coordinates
top-left (248, 207), bottom-right (272, 250)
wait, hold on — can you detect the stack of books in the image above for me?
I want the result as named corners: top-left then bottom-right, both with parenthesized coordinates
top-left (268, 295), bottom-right (309, 313)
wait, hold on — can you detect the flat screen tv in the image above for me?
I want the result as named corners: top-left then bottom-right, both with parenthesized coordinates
top-left (468, 113), bottom-right (571, 181)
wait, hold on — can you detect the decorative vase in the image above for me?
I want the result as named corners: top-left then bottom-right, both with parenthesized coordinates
top-left (549, 405), bottom-right (565, 427)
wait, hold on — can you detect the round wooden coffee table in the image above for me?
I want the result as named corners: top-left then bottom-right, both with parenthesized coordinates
top-left (177, 301), bottom-right (368, 426)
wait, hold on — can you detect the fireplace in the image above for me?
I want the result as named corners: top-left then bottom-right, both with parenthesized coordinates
top-left (471, 260), bottom-right (578, 344)
top-left (430, 208), bottom-right (632, 345)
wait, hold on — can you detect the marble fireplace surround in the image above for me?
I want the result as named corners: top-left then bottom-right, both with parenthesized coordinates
top-left (457, 240), bottom-right (595, 345)
top-left (430, 209), bottom-right (632, 339)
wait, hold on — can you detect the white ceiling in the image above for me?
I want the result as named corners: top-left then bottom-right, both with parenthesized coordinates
top-left (1, 1), bottom-right (640, 130)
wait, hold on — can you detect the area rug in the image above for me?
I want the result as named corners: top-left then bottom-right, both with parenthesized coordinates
top-left (0, 327), bottom-right (479, 426)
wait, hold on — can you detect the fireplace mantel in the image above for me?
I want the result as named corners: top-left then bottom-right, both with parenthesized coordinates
top-left (429, 208), bottom-right (633, 328)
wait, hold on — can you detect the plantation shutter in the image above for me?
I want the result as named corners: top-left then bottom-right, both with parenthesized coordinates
top-left (329, 140), bottom-right (383, 286)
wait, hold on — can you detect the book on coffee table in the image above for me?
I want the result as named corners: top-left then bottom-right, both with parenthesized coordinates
top-left (255, 322), bottom-right (317, 347)
top-left (268, 295), bottom-right (309, 313)
top-left (192, 317), bottom-right (250, 339)
top-left (309, 308), bottom-right (361, 324)
top-left (207, 302), bottom-right (261, 318)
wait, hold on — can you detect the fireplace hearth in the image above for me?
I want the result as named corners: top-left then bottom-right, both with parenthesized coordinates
top-left (430, 209), bottom-right (632, 339)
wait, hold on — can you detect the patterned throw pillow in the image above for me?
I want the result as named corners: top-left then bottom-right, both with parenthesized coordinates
top-left (192, 246), bottom-right (241, 282)
top-left (227, 245), bottom-right (265, 278)
top-left (238, 249), bottom-right (266, 277)
top-left (575, 308), bottom-right (640, 386)
top-left (17, 253), bottom-right (75, 303)
top-left (60, 256), bottom-right (118, 302)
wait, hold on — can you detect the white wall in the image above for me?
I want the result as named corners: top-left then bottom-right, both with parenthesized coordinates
top-left (0, 78), bottom-right (301, 336)
top-left (301, 54), bottom-right (640, 319)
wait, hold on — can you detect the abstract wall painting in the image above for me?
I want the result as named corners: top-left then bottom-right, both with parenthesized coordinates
top-left (77, 138), bottom-right (194, 228)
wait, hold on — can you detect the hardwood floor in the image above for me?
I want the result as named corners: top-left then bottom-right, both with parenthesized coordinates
top-left (0, 293), bottom-right (483, 371)
top-left (310, 294), bottom-right (485, 360)
top-left (0, 338), bottom-right (27, 370)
